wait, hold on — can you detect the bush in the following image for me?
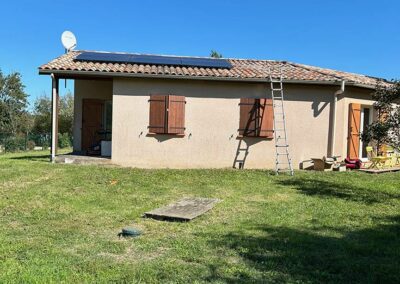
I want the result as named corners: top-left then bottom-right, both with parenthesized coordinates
top-left (42, 139), bottom-right (50, 149)
top-left (27, 140), bottom-right (36, 150)
top-left (4, 136), bottom-right (26, 152)
top-left (58, 133), bottom-right (72, 149)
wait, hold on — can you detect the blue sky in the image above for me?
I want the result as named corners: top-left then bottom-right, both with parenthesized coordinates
top-left (0, 0), bottom-right (399, 106)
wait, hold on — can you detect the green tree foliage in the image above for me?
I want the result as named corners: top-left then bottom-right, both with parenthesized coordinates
top-left (58, 132), bottom-right (72, 148)
top-left (0, 70), bottom-right (29, 135)
top-left (59, 92), bottom-right (74, 135)
top-left (210, 50), bottom-right (223, 58)
top-left (32, 92), bottom-right (74, 137)
top-left (32, 94), bottom-right (51, 134)
top-left (362, 80), bottom-right (400, 152)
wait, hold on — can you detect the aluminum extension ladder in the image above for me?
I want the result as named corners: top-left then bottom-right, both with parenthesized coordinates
top-left (269, 66), bottom-right (294, 176)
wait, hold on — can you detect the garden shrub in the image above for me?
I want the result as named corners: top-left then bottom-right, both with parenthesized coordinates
top-left (27, 140), bottom-right (36, 150)
top-left (58, 133), bottom-right (72, 148)
top-left (4, 136), bottom-right (26, 152)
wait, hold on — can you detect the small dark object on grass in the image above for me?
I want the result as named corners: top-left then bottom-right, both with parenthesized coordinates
top-left (118, 227), bottom-right (141, 238)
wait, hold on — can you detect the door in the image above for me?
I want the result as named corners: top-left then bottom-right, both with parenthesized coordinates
top-left (347, 103), bottom-right (361, 159)
top-left (360, 107), bottom-right (372, 160)
top-left (82, 99), bottom-right (104, 151)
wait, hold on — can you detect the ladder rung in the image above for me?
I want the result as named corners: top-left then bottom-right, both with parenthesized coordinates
top-left (276, 145), bottom-right (289, 147)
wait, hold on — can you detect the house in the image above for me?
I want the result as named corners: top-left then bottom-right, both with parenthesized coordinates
top-left (38, 50), bottom-right (388, 169)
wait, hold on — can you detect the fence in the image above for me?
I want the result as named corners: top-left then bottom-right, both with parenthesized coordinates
top-left (0, 133), bottom-right (72, 153)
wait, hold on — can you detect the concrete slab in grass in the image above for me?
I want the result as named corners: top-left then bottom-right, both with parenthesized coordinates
top-left (144, 197), bottom-right (220, 221)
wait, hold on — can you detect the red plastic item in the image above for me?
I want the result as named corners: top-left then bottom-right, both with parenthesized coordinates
top-left (344, 158), bottom-right (362, 169)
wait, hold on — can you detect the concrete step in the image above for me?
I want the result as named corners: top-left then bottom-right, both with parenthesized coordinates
top-left (55, 154), bottom-right (111, 165)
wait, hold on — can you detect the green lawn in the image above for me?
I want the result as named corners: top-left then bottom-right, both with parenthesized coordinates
top-left (0, 151), bottom-right (399, 283)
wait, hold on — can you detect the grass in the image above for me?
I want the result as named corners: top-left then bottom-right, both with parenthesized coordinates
top-left (0, 151), bottom-right (399, 283)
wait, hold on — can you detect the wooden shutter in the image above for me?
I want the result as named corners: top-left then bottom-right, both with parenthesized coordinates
top-left (259, 98), bottom-right (274, 138)
top-left (347, 103), bottom-right (361, 159)
top-left (149, 94), bottom-right (167, 134)
top-left (239, 98), bottom-right (258, 136)
top-left (239, 98), bottom-right (273, 137)
top-left (167, 95), bottom-right (186, 135)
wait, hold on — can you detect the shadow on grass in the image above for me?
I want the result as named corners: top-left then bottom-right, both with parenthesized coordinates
top-left (206, 215), bottom-right (400, 283)
top-left (276, 176), bottom-right (400, 204)
top-left (10, 154), bottom-right (50, 161)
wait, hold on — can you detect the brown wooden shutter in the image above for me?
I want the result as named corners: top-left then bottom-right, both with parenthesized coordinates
top-left (347, 103), bottom-right (361, 159)
top-left (258, 98), bottom-right (274, 138)
top-left (239, 98), bottom-right (257, 136)
top-left (167, 95), bottom-right (186, 135)
top-left (149, 94), bottom-right (167, 134)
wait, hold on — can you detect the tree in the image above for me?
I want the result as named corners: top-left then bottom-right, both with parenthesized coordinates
top-left (59, 92), bottom-right (74, 135)
top-left (32, 92), bottom-right (74, 137)
top-left (210, 50), bottom-right (223, 58)
top-left (362, 80), bottom-right (400, 153)
top-left (0, 70), bottom-right (29, 136)
top-left (32, 93), bottom-right (51, 135)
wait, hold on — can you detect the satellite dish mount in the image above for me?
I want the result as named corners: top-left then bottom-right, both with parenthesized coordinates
top-left (61, 31), bottom-right (77, 88)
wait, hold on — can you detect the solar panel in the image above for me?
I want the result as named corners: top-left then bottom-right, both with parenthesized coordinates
top-left (130, 54), bottom-right (182, 66)
top-left (181, 58), bottom-right (229, 68)
top-left (75, 52), bottom-right (232, 69)
top-left (76, 52), bottom-right (131, 63)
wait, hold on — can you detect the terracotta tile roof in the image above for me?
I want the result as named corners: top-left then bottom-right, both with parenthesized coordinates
top-left (39, 50), bottom-right (389, 88)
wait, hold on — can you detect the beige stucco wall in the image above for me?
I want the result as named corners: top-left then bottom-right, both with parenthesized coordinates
top-left (72, 77), bottom-right (377, 169)
top-left (73, 79), bottom-right (113, 151)
top-left (110, 78), bottom-right (340, 169)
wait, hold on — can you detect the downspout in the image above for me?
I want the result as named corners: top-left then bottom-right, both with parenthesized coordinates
top-left (330, 80), bottom-right (345, 156)
top-left (50, 73), bottom-right (58, 162)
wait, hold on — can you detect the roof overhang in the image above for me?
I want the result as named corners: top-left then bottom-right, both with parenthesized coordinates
top-left (39, 68), bottom-right (376, 89)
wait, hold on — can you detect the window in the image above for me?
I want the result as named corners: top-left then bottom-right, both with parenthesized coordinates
top-left (148, 94), bottom-right (186, 135)
top-left (238, 98), bottom-right (273, 138)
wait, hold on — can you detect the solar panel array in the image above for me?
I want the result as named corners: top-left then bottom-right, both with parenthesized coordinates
top-left (75, 52), bottom-right (232, 69)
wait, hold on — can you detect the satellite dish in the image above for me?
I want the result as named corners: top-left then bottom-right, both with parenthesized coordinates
top-left (61, 31), bottom-right (77, 51)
